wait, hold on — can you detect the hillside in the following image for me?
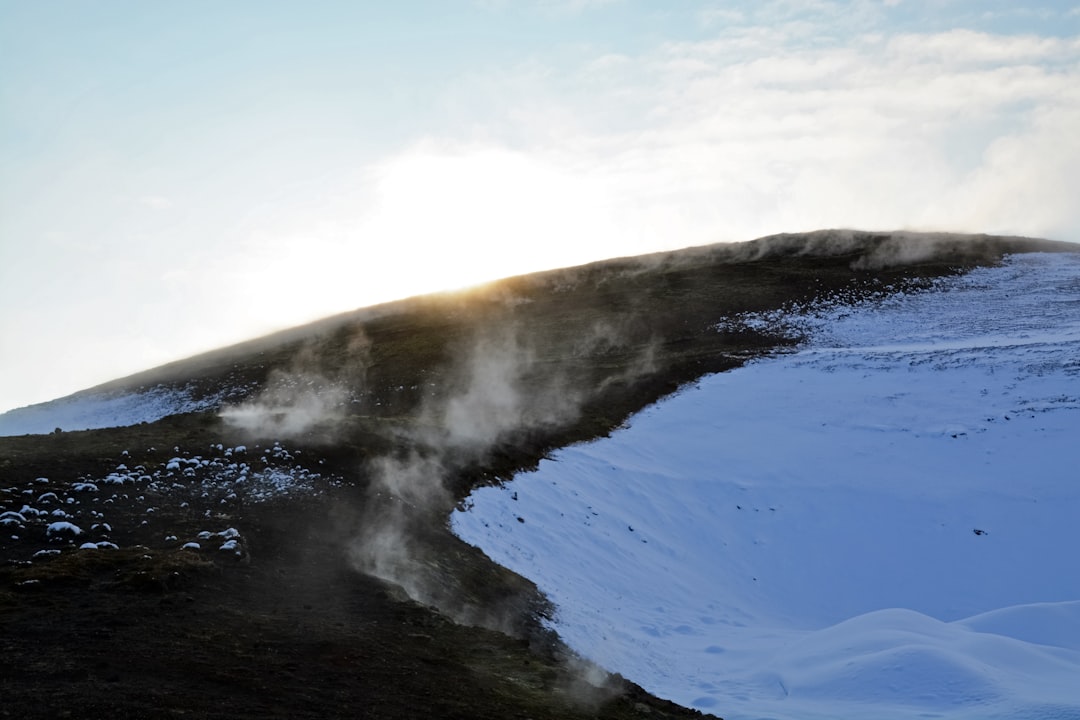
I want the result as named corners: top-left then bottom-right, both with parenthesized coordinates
top-left (0, 230), bottom-right (1075, 719)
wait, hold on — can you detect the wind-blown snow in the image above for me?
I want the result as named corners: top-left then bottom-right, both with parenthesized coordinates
top-left (452, 252), bottom-right (1080, 720)
top-left (0, 385), bottom-right (223, 437)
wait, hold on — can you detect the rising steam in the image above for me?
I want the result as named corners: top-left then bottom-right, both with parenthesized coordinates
top-left (215, 309), bottom-right (651, 631)
top-left (347, 322), bottom-right (651, 631)
top-left (220, 330), bottom-right (370, 439)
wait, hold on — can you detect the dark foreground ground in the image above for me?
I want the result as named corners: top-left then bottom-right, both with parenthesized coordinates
top-left (2, 231), bottom-right (1073, 719)
top-left (1, 490), bottom-right (692, 720)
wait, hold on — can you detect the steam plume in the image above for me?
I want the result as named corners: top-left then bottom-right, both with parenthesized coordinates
top-left (220, 330), bottom-right (370, 439)
top-left (347, 319), bottom-right (656, 635)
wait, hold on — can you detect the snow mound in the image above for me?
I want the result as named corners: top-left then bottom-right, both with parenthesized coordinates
top-left (767, 609), bottom-right (1080, 714)
top-left (959, 601), bottom-right (1080, 652)
top-left (453, 252), bottom-right (1080, 720)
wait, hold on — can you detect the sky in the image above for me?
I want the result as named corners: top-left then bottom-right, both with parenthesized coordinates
top-left (2, 0), bottom-right (1080, 413)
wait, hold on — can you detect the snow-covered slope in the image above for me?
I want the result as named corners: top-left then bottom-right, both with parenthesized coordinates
top-left (452, 252), bottom-right (1080, 720)
top-left (0, 385), bottom-right (224, 437)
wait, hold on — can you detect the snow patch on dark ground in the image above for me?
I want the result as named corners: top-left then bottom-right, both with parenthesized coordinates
top-left (452, 253), bottom-right (1080, 720)
top-left (1, 441), bottom-right (337, 563)
top-left (0, 384), bottom-right (230, 437)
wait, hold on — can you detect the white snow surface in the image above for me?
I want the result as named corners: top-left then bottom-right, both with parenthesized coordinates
top-left (452, 253), bottom-right (1080, 720)
top-left (0, 385), bottom-right (222, 436)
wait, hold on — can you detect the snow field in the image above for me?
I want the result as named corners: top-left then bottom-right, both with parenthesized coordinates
top-left (452, 253), bottom-right (1080, 720)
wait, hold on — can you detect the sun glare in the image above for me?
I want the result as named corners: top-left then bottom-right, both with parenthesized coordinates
top-left (356, 146), bottom-right (625, 298)
top-left (221, 145), bottom-right (645, 343)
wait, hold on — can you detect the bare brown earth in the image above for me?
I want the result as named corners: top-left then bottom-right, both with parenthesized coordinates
top-left (1, 231), bottom-right (1074, 719)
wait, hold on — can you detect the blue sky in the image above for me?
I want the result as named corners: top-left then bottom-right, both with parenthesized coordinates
top-left (2, 0), bottom-right (1079, 412)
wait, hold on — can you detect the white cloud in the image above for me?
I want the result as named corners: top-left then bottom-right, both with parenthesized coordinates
top-left (377, 24), bottom-right (1080, 249)
top-left (886, 29), bottom-right (1077, 65)
top-left (944, 102), bottom-right (1080, 238)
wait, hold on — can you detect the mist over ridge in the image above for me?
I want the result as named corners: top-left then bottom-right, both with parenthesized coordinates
top-left (3, 228), bottom-right (1074, 446)
top-left (11, 228), bottom-right (1071, 414)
